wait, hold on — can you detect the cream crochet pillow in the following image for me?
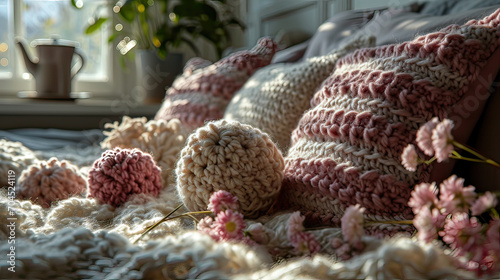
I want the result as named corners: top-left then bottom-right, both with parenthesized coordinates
top-left (224, 34), bottom-right (375, 152)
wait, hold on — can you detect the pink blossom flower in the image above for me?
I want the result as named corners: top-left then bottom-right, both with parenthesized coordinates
top-left (401, 144), bottom-right (419, 171)
top-left (208, 190), bottom-right (239, 214)
top-left (440, 213), bottom-right (484, 257)
top-left (414, 207), bottom-right (446, 243)
top-left (431, 119), bottom-right (455, 162)
top-left (245, 223), bottom-right (268, 244)
top-left (471, 192), bottom-right (498, 216)
top-left (197, 216), bottom-right (219, 241)
top-left (287, 211), bottom-right (305, 237)
top-left (290, 231), bottom-right (320, 255)
top-left (335, 243), bottom-right (353, 260)
top-left (213, 209), bottom-right (245, 241)
top-left (198, 216), bottom-right (214, 231)
top-left (439, 175), bottom-right (477, 214)
top-left (341, 204), bottom-right (365, 246)
top-left (416, 117), bottom-right (439, 156)
top-left (408, 182), bottom-right (439, 213)
top-left (486, 218), bottom-right (500, 257)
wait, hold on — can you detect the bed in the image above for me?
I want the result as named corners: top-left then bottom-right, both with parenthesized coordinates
top-left (1, 0), bottom-right (500, 279)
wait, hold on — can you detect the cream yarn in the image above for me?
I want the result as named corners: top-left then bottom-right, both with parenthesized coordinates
top-left (0, 139), bottom-right (37, 188)
top-left (101, 116), bottom-right (188, 186)
top-left (176, 120), bottom-right (285, 218)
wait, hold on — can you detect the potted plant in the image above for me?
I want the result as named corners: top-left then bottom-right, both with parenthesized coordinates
top-left (71, 0), bottom-right (244, 103)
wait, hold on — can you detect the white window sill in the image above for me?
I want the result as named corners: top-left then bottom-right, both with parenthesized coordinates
top-left (0, 97), bottom-right (161, 130)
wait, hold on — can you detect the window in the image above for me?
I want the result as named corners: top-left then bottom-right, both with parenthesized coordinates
top-left (0, 0), bottom-right (117, 96)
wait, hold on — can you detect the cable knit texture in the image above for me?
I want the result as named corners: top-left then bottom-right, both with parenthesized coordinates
top-left (16, 157), bottom-right (86, 208)
top-left (88, 148), bottom-right (163, 207)
top-left (101, 116), bottom-right (187, 186)
top-left (155, 37), bottom-right (278, 131)
top-left (225, 34), bottom-right (375, 152)
top-left (0, 139), bottom-right (37, 188)
top-left (176, 120), bottom-right (285, 218)
top-left (281, 9), bottom-right (500, 227)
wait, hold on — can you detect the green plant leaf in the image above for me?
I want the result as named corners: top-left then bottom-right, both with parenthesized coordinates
top-left (119, 1), bottom-right (136, 22)
top-left (108, 34), bottom-right (117, 43)
top-left (70, 0), bottom-right (80, 9)
top-left (85, 17), bottom-right (108, 34)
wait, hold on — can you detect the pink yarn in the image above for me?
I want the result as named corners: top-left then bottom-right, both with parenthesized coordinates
top-left (88, 148), bottom-right (162, 207)
top-left (16, 157), bottom-right (86, 208)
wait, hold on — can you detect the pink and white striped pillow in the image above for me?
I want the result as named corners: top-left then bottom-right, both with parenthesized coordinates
top-left (280, 9), bottom-right (500, 233)
top-left (155, 38), bottom-right (277, 131)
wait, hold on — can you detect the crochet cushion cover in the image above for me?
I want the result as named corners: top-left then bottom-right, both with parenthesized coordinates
top-left (280, 9), bottom-right (500, 226)
top-left (154, 38), bottom-right (277, 130)
top-left (224, 35), bottom-right (375, 152)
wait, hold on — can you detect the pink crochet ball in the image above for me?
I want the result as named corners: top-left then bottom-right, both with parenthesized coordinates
top-left (88, 147), bottom-right (162, 207)
top-left (16, 157), bottom-right (86, 208)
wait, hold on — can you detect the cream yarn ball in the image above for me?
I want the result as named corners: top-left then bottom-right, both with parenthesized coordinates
top-left (176, 120), bottom-right (285, 218)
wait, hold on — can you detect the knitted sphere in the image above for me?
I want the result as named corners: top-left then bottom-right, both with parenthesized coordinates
top-left (16, 157), bottom-right (86, 208)
top-left (0, 139), bottom-right (37, 188)
top-left (176, 120), bottom-right (285, 218)
top-left (101, 116), bottom-right (187, 186)
top-left (88, 148), bottom-right (162, 207)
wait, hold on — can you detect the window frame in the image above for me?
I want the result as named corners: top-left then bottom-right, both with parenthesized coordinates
top-left (0, 0), bottom-right (124, 99)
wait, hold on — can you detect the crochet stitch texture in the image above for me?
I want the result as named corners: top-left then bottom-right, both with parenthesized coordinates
top-left (155, 37), bottom-right (277, 130)
top-left (101, 116), bottom-right (187, 186)
top-left (225, 34), bottom-right (375, 152)
top-left (88, 148), bottom-right (162, 207)
top-left (281, 9), bottom-right (500, 226)
top-left (16, 157), bottom-right (86, 208)
top-left (176, 120), bottom-right (285, 218)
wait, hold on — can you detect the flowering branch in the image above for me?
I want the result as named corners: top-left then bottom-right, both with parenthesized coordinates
top-left (402, 118), bottom-right (500, 171)
top-left (133, 203), bottom-right (212, 244)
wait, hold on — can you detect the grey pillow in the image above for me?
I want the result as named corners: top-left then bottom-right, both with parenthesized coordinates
top-left (421, 0), bottom-right (500, 15)
top-left (419, 0), bottom-right (463, 16)
top-left (303, 9), bottom-right (378, 59)
top-left (357, 5), bottom-right (500, 46)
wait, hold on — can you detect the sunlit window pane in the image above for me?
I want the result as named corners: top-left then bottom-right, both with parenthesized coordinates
top-left (21, 0), bottom-right (108, 79)
top-left (0, 0), bottom-right (11, 73)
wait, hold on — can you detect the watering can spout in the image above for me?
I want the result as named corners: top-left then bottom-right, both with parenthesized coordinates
top-left (15, 37), bottom-right (38, 75)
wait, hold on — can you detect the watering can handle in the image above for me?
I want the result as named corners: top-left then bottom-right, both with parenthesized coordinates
top-left (71, 48), bottom-right (85, 79)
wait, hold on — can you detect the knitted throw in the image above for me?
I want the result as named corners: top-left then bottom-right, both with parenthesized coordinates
top-left (281, 9), bottom-right (500, 227)
top-left (155, 38), bottom-right (277, 130)
top-left (0, 139), bottom-right (37, 188)
top-left (224, 35), bottom-right (375, 152)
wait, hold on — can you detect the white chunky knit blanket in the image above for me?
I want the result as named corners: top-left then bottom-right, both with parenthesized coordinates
top-left (0, 142), bottom-right (474, 279)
